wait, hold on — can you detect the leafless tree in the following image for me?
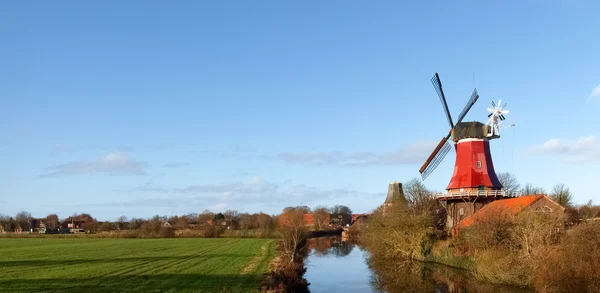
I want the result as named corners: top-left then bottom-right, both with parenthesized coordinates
top-left (278, 209), bottom-right (308, 263)
top-left (521, 183), bottom-right (546, 196)
top-left (498, 172), bottom-right (520, 196)
top-left (550, 183), bottom-right (573, 207)
top-left (313, 206), bottom-right (330, 230)
top-left (116, 215), bottom-right (128, 230)
top-left (45, 214), bottom-right (59, 229)
top-left (224, 210), bottom-right (240, 221)
top-left (15, 211), bottom-right (32, 232)
top-left (403, 178), bottom-right (439, 215)
top-left (283, 206), bottom-right (311, 213)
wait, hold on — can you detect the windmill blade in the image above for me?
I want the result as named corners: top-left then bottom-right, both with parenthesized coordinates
top-left (501, 110), bottom-right (509, 114)
top-left (421, 140), bottom-right (453, 180)
top-left (491, 100), bottom-right (496, 107)
top-left (456, 88), bottom-right (479, 124)
top-left (500, 115), bottom-right (506, 120)
top-left (419, 137), bottom-right (453, 179)
top-left (431, 73), bottom-right (454, 129)
top-left (487, 108), bottom-right (495, 112)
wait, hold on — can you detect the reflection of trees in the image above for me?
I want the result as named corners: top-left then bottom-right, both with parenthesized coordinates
top-left (308, 237), bottom-right (331, 257)
top-left (367, 255), bottom-right (436, 293)
top-left (366, 253), bottom-right (532, 293)
top-left (307, 236), bottom-right (355, 258)
top-left (329, 241), bottom-right (354, 257)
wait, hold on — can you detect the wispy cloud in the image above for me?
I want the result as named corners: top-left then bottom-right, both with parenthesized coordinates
top-left (588, 84), bottom-right (600, 103)
top-left (530, 136), bottom-right (600, 163)
top-left (50, 144), bottom-right (134, 156)
top-left (277, 140), bottom-right (437, 167)
top-left (40, 152), bottom-right (148, 177)
top-left (162, 162), bottom-right (190, 168)
top-left (102, 176), bottom-right (375, 211)
top-left (117, 180), bottom-right (169, 193)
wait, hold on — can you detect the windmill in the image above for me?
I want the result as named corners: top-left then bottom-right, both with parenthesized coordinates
top-left (418, 72), bottom-right (513, 229)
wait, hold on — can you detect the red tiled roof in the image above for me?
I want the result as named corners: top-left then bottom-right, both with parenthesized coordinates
top-left (304, 214), bottom-right (315, 226)
top-left (455, 194), bottom-right (546, 230)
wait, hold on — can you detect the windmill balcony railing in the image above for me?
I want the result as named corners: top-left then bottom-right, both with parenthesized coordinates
top-left (434, 190), bottom-right (522, 199)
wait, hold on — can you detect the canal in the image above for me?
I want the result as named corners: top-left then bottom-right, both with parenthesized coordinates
top-left (303, 236), bottom-right (533, 293)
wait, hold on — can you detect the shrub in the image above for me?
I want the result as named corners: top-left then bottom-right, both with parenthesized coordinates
top-left (160, 226), bottom-right (175, 238)
top-left (533, 222), bottom-right (600, 292)
top-left (202, 225), bottom-right (225, 238)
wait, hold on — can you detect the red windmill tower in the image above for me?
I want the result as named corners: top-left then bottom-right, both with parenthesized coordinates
top-left (419, 73), bottom-right (513, 229)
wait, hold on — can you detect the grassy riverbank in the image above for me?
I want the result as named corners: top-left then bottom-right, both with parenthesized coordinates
top-left (361, 204), bottom-right (600, 292)
top-left (0, 238), bottom-right (275, 292)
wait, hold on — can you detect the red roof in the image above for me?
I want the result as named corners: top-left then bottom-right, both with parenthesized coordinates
top-left (304, 214), bottom-right (315, 226)
top-left (454, 194), bottom-right (555, 230)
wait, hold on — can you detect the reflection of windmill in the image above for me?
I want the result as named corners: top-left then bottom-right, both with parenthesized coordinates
top-left (418, 73), bottom-right (513, 230)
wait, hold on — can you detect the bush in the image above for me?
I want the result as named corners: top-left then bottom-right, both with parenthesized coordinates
top-left (203, 225), bottom-right (225, 238)
top-left (533, 223), bottom-right (600, 292)
top-left (473, 248), bottom-right (532, 287)
top-left (160, 226), bottom-right (175, 238)
top-left (362, 205), bottom-right (436, 260)
top-left (261, 261), bottom-right (309, 293)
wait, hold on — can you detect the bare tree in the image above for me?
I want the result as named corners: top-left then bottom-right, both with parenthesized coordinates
top-left (198, 210), bottom-right (215, 224)
top-left (224, 210), bottom-right (240, 221)
top-left (403, 178), bottom-right (439, 215)
top-left (116, 215), bottom-right (128, 230)
top-left (15, 211), bottom-right (32, 232)
top-left (498, 172), bottom-right (520, 196)
top-left (45, 214), bottom-right (59, 229)
top-left (278, 209), bottom-right (308, 263)
top-left (283, 206), bottom-right (311, 213)
top-left (313, 206), bottom-right (330, 230)
top-left (550, 183), bottom-right (573, 207)
top-left (239, 213), bottom-right (254, 229)
top-left (521, 183), bottom-right (546, 196)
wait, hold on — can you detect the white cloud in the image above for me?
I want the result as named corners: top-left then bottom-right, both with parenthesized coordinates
top-left (530, 136), bottom-right (600, 163)
top-left (40, 152), bottom-right (148, 177)
top-left (590, 84), bottom-right (600, 98)
top-left (277, 140), bottom-right (437, 167)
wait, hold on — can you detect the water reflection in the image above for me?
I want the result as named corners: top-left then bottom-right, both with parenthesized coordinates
top-left (304, 237), bottom-right (532, 293)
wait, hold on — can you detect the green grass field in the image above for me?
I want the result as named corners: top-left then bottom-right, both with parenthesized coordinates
top-left (0, 238), bottom-right (275, 293)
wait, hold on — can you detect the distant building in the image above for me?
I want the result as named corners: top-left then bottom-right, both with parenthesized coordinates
top-left (383, 181), bottom-right (408, 214)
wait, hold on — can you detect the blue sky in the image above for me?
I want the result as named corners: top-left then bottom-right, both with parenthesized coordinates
top-left (1, 1), bottom-right (599, 221)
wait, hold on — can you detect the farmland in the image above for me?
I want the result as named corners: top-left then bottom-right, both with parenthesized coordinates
top-left (0, 238), bottom-right (275, 292)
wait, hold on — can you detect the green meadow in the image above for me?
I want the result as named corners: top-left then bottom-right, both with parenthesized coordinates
top-left (0, 238), bottom-right (275, 293)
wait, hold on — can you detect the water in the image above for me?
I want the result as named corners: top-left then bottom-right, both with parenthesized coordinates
top-left (303, 236), bottom-right (532, 293)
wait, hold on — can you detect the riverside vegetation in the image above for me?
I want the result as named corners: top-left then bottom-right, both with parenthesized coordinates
top-left (359, 177), bottom-right (600, 292)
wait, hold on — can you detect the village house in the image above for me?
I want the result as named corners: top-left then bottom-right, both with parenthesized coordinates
top-left (14, 224), bottom-right (23, 233)
top-left (451, 194), bottom-right (565, 238)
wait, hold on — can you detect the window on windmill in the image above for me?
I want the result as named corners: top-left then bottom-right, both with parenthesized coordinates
top-left (459, 208), bottom-right (464, 216)
top-left (477, 161), bottom-right (482, 169)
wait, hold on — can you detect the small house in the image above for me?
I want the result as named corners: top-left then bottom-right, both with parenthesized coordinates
top-left (14, 224), bottom-right (23, 233)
